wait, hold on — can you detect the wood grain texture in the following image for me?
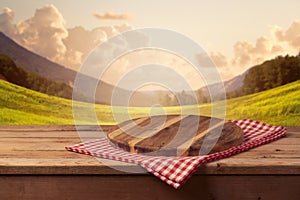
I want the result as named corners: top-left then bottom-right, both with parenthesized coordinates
top-left (107, 115), bottom-right (244, 156)
top-left (0, 125), bottom-right (114, 132)
top-left (0, 175), bottom-right (299, 200)
top-left (0, 126), bottom-right (299, 175)
top-left (0, 126), bottom-right (299, 199)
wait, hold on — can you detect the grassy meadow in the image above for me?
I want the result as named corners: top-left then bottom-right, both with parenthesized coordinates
top-left (0, 79), bottom-right (299, 126)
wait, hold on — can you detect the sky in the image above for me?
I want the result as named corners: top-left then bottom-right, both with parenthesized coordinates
top-left (0, 0), bottom-right (299, 89)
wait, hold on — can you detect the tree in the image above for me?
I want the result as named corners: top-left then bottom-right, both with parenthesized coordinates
top-left (0, 54), bottom-right (73, 100)
top-left (241, 54), bottom-right (300, 96)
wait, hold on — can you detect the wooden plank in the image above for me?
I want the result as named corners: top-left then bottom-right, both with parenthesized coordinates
top-left (267, 138), bottom-right (300, 144)
top-left (287, 132), bottom-right (300, 138)
top-left (1, 149), bottom-right (300, 159)
top-left (0, 150), bottom-right (87, 158)
top-left (0, 126), bottom-right (297, 138)
top-left (0, 158), bottom-right (102, 166)
top-left (1, 137), bottom-right (299, 148)
top-left (0, 141), bottom-right (78, 151)
top-left (0, 130), bottom-right (106, 139)
top-left (0, 125), bottom-right (298, 133)
top-left (286, 126), bottom-right (300, 132)
top-left (210, 157), bottom-right (300, 166)
top-left (2, 135), bottom-right (298, 143)
top-left (0, 156), bottom-right (300, 175)
top-left (0, 139), bottom-right (295, 152)
top-left (232, 151), bottom-right (300, 158)
top-left (245, 144), bottom-right (300, 151)
top-left (0, 175), bottom-right (299, 200)
top-left (203, 158), bottom-right (300, 174)
top-left (0, 125), bottom-right (115, 131)
top-left (285, 127), bottom-right (300, 138)
top-left (0, 126), bottom-right (299, 176)
top-left (2, 150), bottom-right (300, 161)
top-left (0, 157), bottom-right (145, 175)
top-left (2, 146), bottom-right (300, 160)
top-left (0, 138), bottom-right (82, 142)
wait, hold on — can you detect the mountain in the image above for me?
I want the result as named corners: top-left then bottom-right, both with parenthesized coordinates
top-left (201, 53), bottom-right (300, 99)
top-left (223, 71), bottom-right (247, 93)
top-left (200, 70), bottom-right (247, 98)
top-left (0, 32), bottom-right (166, 106)
top-left (0, 54), bottom-right (73, 99)
top-left (0, 32), bottom-right (77, 85)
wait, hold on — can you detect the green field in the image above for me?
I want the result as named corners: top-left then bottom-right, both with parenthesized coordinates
top-left (200, 80), bottom-right (300, 126)
top-left (0, 79), bottom-right (299, 126)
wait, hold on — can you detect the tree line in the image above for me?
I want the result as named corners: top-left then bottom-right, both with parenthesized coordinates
top-left (227, 53), bottom-right (300, 99)
top-left (0, 54), bottom-right (73, 99)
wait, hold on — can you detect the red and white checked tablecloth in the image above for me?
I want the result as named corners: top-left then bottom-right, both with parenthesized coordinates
top-left (66, 119), bottom-right (287, 189)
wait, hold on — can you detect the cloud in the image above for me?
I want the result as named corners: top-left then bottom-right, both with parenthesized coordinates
top-left (0, 5), bottom-right (133, 70)
top-left (99, 49), bottom-right (204, 91)
top-left (231, 20), bottom-right (300, 71)
top-left (208, 21), bottom-right (300, 80)
top-left (61, 26), bottom-right (107, 68)
top-left (274, 20), bottom-right (300, 49)
top-left (15, 5), bottom-right (68, 61)
top-left (0, 7), bottom-right (15, 36)
top-left (93, 11), bottom-right (133, 21)
top-left (1, 5), bottom-right (298, 84)
top-left (62, 23), bottom-right (133, 69)
top-left (195, 53), bottom-right (215, 68)
top-left (210, 52), bottom-right (228, 67)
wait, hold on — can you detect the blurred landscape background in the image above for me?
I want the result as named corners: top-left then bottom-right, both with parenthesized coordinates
top-left (0, 1), bottom-right (299, 126)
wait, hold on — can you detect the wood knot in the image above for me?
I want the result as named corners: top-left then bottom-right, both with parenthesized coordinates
top-left (275, 149), bottom-right (281, 152)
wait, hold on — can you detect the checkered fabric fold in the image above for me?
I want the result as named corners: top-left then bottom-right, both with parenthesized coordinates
top-left (66, 119), bottom-right (286, 189)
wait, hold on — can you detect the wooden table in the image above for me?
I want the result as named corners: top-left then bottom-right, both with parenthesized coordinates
top-left (0, 126), bottom-right (299, 200)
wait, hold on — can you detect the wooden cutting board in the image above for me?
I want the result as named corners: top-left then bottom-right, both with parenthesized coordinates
top-left (107, 115), bottom-right (244, 156)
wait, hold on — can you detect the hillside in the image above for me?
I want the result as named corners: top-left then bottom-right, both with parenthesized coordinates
top-left (0, 79), bottom-right (168, 124)
top-left (242, 54), bottom-right (300, 94)
top-left (0, 79), bottom-right (298, 126)
top-left (0, 32), bottom-right (77, 85)
top-left (0, 79), bottom-right (74, 124)
top-left (200, 70), bottom-right (247, 97)
top-left (0, 33), bottom-right (178, 106)
top-left (198, 80), bottom-right (300, 126)
top-left (200, 54), bottom-right (300, 100)
top-left (0, 54), bottom-right (73, 99)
